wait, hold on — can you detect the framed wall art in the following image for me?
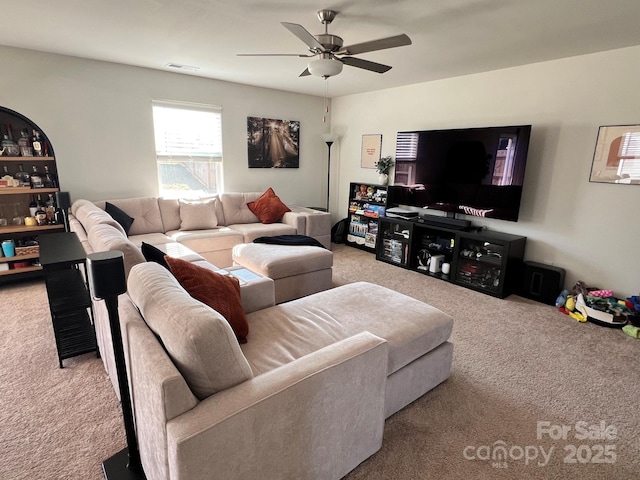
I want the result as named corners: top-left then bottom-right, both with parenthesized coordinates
top-left (247, 116), bottom-right (300, 168)
top-left (590, 124), bottom-right (640, 184)
top-left (361, 134), bottom-right (382, 169)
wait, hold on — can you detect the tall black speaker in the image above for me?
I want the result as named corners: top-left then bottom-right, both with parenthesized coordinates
top-left (520, 261), bottom-right (566, 305)
top-left (55, 191), bottom-right (72, 232)
top-left (87, 251), bottom-right (145, 479)
top-left (54, 191), bottom-right (71, 210)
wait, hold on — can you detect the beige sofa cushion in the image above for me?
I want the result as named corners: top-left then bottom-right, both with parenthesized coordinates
top-left (127, 262), bottom-right (254, 400)
top-left (219, 192), bottom-right (261, 225)
top-left (241, 281), bottom-right (453, 376)
top-left (96, 197), bottom-right (164, 236)
top-left (226, 223), bottom-right (296, 243)
top-left (179, 198), bottom-right (218, 230)
top-left (168, 228), bottom-right (244, 252)
top-left (232, 243), bottom-right (333, 279)
top-left (87, 223), bottom-right (145, 277)
top-left (159, 196), bottom-right (226, 232)
top-left (74, 201), bottom-right (127, 236)
top-left (70, 198), bottom-right (95, 217)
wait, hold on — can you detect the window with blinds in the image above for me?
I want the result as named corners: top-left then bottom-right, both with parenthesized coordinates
top-left (394, 132), bottom-right (419, 185)
top-left (396, 132), bottom-right (419, 161)
top-left (617, 131), bottom-right (640, 179)
top-left (152, 101), bottom-right (223, 198)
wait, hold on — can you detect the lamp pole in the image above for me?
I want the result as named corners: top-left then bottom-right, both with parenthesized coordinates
top-left (321, 133), bottom-right (340, 212)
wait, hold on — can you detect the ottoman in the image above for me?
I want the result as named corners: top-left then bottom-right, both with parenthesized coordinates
top-left (232, 243), bottom-right (333, 303)
top-left (156, 242), bottom-right (275, 313)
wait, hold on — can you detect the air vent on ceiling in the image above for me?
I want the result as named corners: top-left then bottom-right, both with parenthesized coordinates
top-left (166, 63), bottom-right (199, 72)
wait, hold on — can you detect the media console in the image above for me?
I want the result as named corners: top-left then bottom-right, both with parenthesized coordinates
top-left (376, 216), bottom-right (526, 298)
top-left (417, 213), bottom-right (470, 230)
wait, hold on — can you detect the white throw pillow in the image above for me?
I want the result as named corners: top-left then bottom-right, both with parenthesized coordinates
top-left (179, 198), bottom-right (218, 230)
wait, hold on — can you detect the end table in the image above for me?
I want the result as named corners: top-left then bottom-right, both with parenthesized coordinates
top-left (39, 232), bottom-right (98, 368)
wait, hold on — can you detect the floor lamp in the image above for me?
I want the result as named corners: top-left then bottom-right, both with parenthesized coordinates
top-left (321, 133), bottom-right (340, 212)
top-left (87, 251), bottom-right (145, 480)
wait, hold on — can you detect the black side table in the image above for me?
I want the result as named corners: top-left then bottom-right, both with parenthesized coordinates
top-left (39, 232), bottom-right (98, 368)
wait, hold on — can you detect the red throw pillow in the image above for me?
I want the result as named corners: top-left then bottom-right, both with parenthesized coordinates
top-left (165, 257), bottom-right (249, 343)
top-left (247, 187), bottom-right (291, 224)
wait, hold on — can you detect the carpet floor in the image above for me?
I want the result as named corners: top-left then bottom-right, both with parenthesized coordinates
top-left (1, 243), bottom-right (638, 479)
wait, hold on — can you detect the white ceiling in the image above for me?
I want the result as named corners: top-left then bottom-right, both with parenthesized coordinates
top-left (2, 0), bottom-right (639, 98)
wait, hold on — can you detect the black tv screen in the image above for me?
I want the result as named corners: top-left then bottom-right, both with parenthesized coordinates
top-left (390, 125), bottom-right (531, 222)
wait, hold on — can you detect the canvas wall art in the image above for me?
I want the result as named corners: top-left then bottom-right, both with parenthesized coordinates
top-left (247, 116), bottom-right (300, 168)
top-left (590, 124), bottom-right (640, 184)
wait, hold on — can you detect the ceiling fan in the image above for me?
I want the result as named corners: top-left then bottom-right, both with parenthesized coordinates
top-left (238, 10), bottom-right (412, 78)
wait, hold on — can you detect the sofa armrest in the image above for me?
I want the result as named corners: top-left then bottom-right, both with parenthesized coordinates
top-left (289, 207), bottom-right (332, 248)
top-left (281, 210), bottom-right (305, 234)
top-left (166, 332), bottom-right (388, 480)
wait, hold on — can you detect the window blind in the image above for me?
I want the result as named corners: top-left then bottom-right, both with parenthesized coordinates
top-left (152, 101), bottom-right (222, 160)
top-left (618, 132), bottom-right (640, 177)
top-left (396, 132), bottom-right (419, 161)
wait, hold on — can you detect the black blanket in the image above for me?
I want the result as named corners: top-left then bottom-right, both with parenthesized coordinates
top-left (253, 235), bottom-right (326, 249)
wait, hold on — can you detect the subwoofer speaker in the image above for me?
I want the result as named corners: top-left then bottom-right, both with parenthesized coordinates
top-left (520, 261), bottom-right (566, 305)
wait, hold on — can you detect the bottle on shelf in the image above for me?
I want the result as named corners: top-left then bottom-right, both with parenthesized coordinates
top-left (5, 124), bottom-right (15, 142)
top-left (18, 128), bottom-right (33, 157)
top-left (35, 198), bottom-right (48, 226)
top-left (31, 130), bottom-right (43, 157)
top-left (46, 194), bottom-right (57, 224)
top-left (43, 166), bottom-right (58, 188)
top-left (1, 134), bottom-right (20, 156)
top-left (2, 165), bottom-right (10, 176)
top-left (13, 164), bottom-right (31, 187)
top-left (30, 165), bottom-right (44, 188)
top-left (29, 195), bottom-right (38, 216)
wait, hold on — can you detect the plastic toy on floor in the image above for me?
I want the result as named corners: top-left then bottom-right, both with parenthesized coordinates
top-left (555, 289), bottom-right (569, 308)
top-left (557, 293), bottom-right (587, 322)
top-left (622, 324), bottom-right (640, 338)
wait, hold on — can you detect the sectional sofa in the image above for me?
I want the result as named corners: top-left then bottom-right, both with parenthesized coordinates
top-left (123, 262), bottom-right (453, 480)
top-left (69, 192), bottom-right (454, 479)
top-left (69, 192), bottom-right (332, 392)
top-left (70, 192), bottom-right (332, 272)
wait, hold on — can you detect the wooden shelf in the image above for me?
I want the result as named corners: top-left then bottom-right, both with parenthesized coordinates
top-left (0, 265), bottom-right (42, 276)
top-left (0, 252), bottom-right (39, 264)
top-left (0, 224), bottom-right (64, 234)
top-left (1, 107), bottom-right (58, 287)
top-left (0, 187), bottom-right (59, 195)
top-left (0, 156), bottom-right (55, 162)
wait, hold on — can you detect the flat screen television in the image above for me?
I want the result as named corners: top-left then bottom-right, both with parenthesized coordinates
top-left (389, 125), bottom-right (532, 222)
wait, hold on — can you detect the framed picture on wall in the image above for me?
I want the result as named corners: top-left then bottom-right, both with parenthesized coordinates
top-left (247, 116), bottom-right (300, 168)
top-left (361, 134), bottom-right (382, 169)
top-left (590, 124), bottom-right (640, 184)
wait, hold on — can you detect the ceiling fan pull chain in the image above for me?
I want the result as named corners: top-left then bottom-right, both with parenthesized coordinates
top-left (323, 79), bottom-right (329, 123)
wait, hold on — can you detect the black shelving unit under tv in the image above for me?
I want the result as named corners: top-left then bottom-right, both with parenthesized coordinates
top-left (376, 216), bottom-right (526, 298)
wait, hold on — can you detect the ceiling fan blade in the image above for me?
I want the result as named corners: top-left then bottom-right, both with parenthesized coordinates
top-left (340, 56), bottom-right (392, 74)
top-left (237, 53), bottom-right (312, 57)
top-left (281, 22), bottom-right (324, 51)
top-left (339, 34), bottom-right (411, 55)
top-left (299, 68), bottom-right (311, 77)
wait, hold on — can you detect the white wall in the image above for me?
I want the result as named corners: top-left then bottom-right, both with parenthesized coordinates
top-left (331, 46), bottom-right (640, 297)
top-left (3, 44), bottom-right (638, 296)
top-left (0, 46), bottom-right (328, 207)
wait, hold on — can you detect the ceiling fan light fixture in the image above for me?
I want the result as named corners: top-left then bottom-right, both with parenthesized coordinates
top-left (308, 57), bottom-right (343, 78)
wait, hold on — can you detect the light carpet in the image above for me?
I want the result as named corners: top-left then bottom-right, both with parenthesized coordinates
top-left (1, 243), bottom-right (638, 479)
